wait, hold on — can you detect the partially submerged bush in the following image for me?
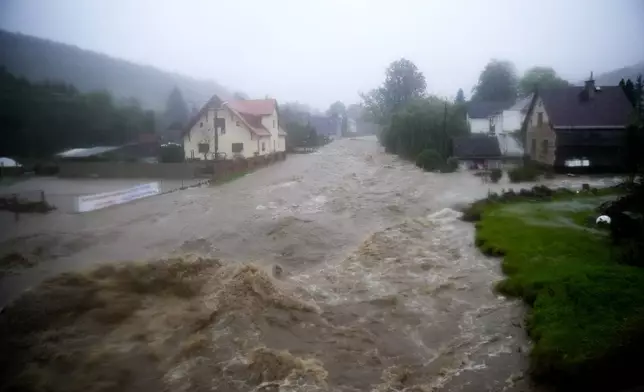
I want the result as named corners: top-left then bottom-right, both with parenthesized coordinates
top-left (489, 168), bottom-right (502, 183)
top-left (460, 200), bottom-right (488, 222)
top-left (442, 157), bottom-right (459, 173)
top-left (508, 165), bottom-right (540, 183)
top-left (415, 149), bottom-right (442, 171)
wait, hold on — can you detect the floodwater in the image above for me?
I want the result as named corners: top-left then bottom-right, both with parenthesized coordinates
top-left (0, 137), bottom-right (615, 391)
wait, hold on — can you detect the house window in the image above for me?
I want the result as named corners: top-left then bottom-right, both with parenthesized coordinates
top-left (273, 140), bottom-right (276, 151)
top-left (541, 139), bottom-right (548, 155)
top-left (262, 142), bottom-right (266, 152)
top-left (273, 120), bottom-right (276, 128)
top-left (531, 138), bottom-right (537, 157)
top-left (216, 118), bottom-right (226, 135)
top-left (232, 143), bottom-right (243, 153)
top-left (198, 143), bottom-right (209, 154)
top-left (236, 121), bottom-right (241, 126)
top-left (200, 122), bottom-right (203, 128)
top-left (537, 112), bottom-right (543, 127)
top-left (190, 149), bottom-right (195, 158)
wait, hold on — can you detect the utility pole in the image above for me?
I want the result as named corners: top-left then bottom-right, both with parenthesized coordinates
top-left (442, 101), bottom-right (448, 158)
top-left (214, 108), bottom-right (219, 160)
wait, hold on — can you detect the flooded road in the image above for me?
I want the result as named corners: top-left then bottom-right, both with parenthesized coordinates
top-left (2, 136), bottom-right (600, 390)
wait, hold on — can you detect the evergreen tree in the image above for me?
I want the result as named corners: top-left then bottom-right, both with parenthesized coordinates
top-left (163, 87), bottom-right (189, 129)
top-left (455, 88), bottom-right (465, 104)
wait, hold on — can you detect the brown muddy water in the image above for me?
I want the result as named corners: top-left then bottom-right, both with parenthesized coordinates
top-left (0, 137), bottom-right (617, 391)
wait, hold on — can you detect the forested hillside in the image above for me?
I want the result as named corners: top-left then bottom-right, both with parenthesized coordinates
top-left (595, 62), bottom-right (644, 85)
top-left (0, 67), bottom-right (155, 158)
top-left (0, 30), bottom-right (231, 110)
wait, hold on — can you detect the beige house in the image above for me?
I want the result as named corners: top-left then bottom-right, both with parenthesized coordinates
top-left (183, 96), bottom-right (286, 160)
top-left (525, 95), bottom-right (556, 165)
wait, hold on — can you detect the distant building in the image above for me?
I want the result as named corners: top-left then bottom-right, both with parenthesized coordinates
top-left (55, 136), bottom-right (161, 162)
top-left (308, 115), bottom-right (342, 139)
top-left (347, 118), bottom-right (357, 134)
top-left (465, 101), bottom-right (513, 133)
top-left (489, 95), bottom-right (533, 135)
top-left (453, 133), bottom-right (522, 170)
top-left (0, 157), bottom-right (21, 167)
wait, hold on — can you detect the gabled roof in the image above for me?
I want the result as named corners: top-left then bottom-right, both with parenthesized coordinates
top-left (56, 146), bottom-right (120, 158)
top-left (507, 94), bottom-right (533, 113)
top-left (183, 95), bottom-right (223, 136)
top-left (466, 101), bottom-right (514, 119)
top-left (228, 99), bottom-right (276, 116)
top-left (496, 133), bottom-right (524, 157)
top-left (453, 134), bottom-right (501, 159)
top-left (237, 112), bottom-right (271, 136)
top-left (538, 86), bottom-right (632, 128)
top-left (183, 95), bottom-right (272, 137)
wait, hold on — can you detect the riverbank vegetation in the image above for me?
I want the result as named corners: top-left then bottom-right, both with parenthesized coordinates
top-left (361, 59), bottom-right (469, 172)
top-left (283, 121), bottom-right (330, 152)
top-left (465, 185), bottom-right (644, 390)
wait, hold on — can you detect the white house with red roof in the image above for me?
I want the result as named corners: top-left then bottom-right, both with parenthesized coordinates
top-left (183, 95), bottom-right (286, 160)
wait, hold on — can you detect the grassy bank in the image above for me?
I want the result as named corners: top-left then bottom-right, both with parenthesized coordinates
top-left (471, 194), bottom-right (644, 390)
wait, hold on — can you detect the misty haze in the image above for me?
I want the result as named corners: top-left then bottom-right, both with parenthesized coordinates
top-left (1, 1), bottom-right (644, 392)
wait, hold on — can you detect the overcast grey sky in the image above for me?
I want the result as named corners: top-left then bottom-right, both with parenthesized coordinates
top-left (1, 0), bottom-right (643, 110)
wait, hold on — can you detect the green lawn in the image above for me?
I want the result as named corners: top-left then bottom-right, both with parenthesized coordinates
top-left (475, 196), bottom-right (644, 389)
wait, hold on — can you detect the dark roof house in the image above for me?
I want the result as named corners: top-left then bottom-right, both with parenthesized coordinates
top-left (466, 101), bottom-right (514, 119)
top-left (453, 134), bottom-right (501, 159)
top-left (522, 74), bottom-right (635, 171)
top-left (537, 86), bottom-right (632, 128)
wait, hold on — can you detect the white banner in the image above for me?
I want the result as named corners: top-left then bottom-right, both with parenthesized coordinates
top-left (76, 182), bottom-right (160, 212)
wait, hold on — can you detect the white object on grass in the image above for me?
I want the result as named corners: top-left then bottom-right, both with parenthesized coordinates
top-left (596, 215), bottom-right (611, 225)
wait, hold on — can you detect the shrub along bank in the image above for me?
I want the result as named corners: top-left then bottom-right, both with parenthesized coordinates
top-left (464, 186), bottom-right (644, 391)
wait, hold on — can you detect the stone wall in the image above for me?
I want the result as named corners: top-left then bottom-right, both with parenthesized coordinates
top-left (211, 152), bottom-right (287, 180)
top-left (58, 152), bottom-right (287, 179)
top-left (525, 97), bottom-right (557, 166)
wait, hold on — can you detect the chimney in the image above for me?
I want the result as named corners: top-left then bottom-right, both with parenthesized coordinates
top-left (584, 71), bottom-right (596, 100)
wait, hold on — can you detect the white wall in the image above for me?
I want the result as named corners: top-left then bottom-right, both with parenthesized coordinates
top-left (490, 113), bottom-right (502, 134)
top-left (278, 135), bottom-right (286, 152)
top-left (467, 116), bottom-right (490, 133)
top-left (183, 109), bottom-right (214, 160)
top-left (218, 108), bottom-right (265, 159)
top-left (184, 108), bottom-right (263, 160)
top-left (260, 109), bottom-right (280, 153)
top-left (500, 110), bottom-right (523, 133)
top-left (347, 118), bottom-right (357, 133)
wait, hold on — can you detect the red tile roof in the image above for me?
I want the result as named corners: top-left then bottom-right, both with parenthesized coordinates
top-left (238, 112), bottom-right (271, 136)
top-left (183, 96), bottom-right (276, 138)
top-left (228, 99), bottom-right (276, 116)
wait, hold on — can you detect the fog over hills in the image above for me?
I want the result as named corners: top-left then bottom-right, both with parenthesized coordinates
top-left (0, 30), bottom-right (232, 110)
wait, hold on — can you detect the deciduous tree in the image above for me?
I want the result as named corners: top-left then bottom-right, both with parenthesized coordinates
top-left (518, 66), bottom-right (570, 97)
top-left (361, 58), bottom-right (426, 124)
top-left (471, 60), bottom-right (518, 102)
